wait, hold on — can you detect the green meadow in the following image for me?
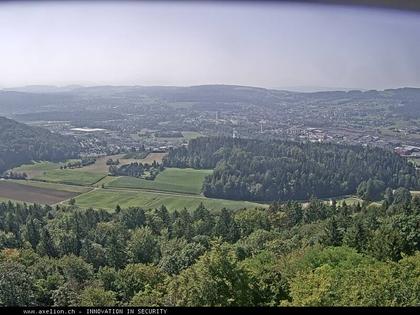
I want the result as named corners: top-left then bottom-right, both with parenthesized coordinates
top-left (181, 131), bottom-right (203, 140)
top-left (6, 179), bottom-right (91, 193)
top-left (32, 169), bottom-right (106, 186)
top-left (71, 187), bottom-right (266, 212)
top-left (106, 168), bottom-right (212, 195)
top-left (12, 161), bottom-right (62, 172)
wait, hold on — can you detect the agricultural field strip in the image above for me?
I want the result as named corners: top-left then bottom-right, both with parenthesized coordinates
top-left (94, 186), bottom-right (268, 202)
top-left (70, 188), bottom-right (266, 212)
top-left (103, 184), bottom-right (202, 197)
top-left (6, 179), bottom-right (92, 193)
top-left (105, 168), bottom-right (212, 195)
top-left (3, 165), bottom-right (208, 204)
top-left (0, 180), bottom-right (82, 205)
top-left (32, 172), bottom-right (108, 186)
top-left (3, 176), bottom-right (415, 208)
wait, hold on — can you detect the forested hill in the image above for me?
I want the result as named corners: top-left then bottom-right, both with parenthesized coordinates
top-left (164, 137), bottom-right (419, 201)
top-left (0, 116), bottom-right (80, 173)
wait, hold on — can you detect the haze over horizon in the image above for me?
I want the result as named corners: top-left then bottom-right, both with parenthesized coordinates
top-left (3, 83), bottom-right (419, 94)
top-left (1, 1), bottom-right (420, 90)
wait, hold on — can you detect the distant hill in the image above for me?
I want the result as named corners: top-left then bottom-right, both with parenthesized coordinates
top-left (3, 85), bottom-right (83, 94)
top-left (1, 84), bottom-right (420, 117)
top-left (0, 90), bottom-right (75, 114)
top-left (273, 85), bottom-right (367, 92)
top-left (0, 116), bottom-right (80, 173)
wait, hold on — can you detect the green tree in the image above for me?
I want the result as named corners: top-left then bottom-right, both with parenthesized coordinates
top-left (119, 207), bottom-right (146, 229)
top-left (384, 187), bottom-right (394, 204)
top-left (0, 260), bottom-right (35, 306)
top-left (357, 179), bottom-right (385, 201)
top-left (23, 216), bottom-right (41, 250)
top-left (172, 209), bottom-right (194, 240)
top-left (128, 227), bottom-right (160, 264)
top-left (322, 216), bottom-right (342, 246)
top-left (0, 231), bottom-right (17, 249)
top-left (393, 188), bottom-right (412, 206)
top-left (130, 285), bottom-right (165, 306)
top-left (240, 250), bottom-right (286, 306)
top-left (283, 201), bottom-right (303, 227)
top-left (79, 286), bottom-right (118, 307)
top-left (116, 263), bottom-right (166, 302)
top-left (52, 280), bottom-right (80, 307)
top-left (343, 221), bottom-right (368, 252)
top-left (37, 228), bottom-right (57, 257)
top-left (214, 208), bottom-right (240, 243)
top-left (192, 203), bottom-right (214, 236)
top-left (166, 242), bottom-right (253, 306)
top-left (59, 255), bottom-right (94, 284)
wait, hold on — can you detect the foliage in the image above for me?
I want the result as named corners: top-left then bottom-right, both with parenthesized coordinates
top-left (164, 137), bottom-right (418, 201)
top-left (0, 191), bottom-right (419, 306)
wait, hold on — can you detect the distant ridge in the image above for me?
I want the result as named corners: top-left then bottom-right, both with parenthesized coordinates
top-left (274, 86), bottom-right (368, 92)
top-left (3, 85), bottom-right (83, 94)
top-left (3, 83), bottom-right (419, 94)
top-left (0, 116), bottom-right (80, 173)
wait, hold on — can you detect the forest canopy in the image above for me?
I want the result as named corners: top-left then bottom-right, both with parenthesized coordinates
top-left (0, 188), bottom-right (419, 306)
top-left (164, 137), bottom-right (419, 201)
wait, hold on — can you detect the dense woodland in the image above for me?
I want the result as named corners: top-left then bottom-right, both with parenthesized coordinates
top-left (0, 116), bottom-right (80, 174)
top-left (0, 188), bottom-right (419, 306)
top-left (164, 137), bottom-right (419, 201)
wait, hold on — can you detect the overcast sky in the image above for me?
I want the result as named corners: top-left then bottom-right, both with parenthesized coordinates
top-left (1, 1), bottom-right (420, 90)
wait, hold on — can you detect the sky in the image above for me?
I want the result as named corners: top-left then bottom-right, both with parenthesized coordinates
top-left (1, 1), bottom-right (420, 90)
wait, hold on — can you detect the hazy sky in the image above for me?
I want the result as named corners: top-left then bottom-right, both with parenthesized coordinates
top-left (1, 1), bottom-right (420, 89)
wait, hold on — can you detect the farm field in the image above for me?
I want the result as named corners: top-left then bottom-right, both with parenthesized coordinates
top-left (13, 161), bottom-right (61, 172)
top-left (106, 168), bottom-right (212, 195)
top-left (136, 152), bottom-right (167, 164)
top-left (12, 161), bottom-right (69, 178)
top-left (121, 151), bottom-right (149, 159)
top-left (0, 180), bottom-right (82, 205)
top-left (70, 187), bottom-right (266, 212)
top-left (12, 160), bottom-right (107, 185)
top-left (182, 131), bottom-right (203, 140)
top-left (73, 154), bottom-right (125, 173)
top-left (3, 159), bottom-right (264, 211)
top-left (6, 179), bottom-right (91, 193)
top-left (32, 169), bottom-right (106, 186)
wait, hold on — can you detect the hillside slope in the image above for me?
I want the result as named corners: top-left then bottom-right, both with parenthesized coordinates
top-left (0, 116), bottom-right (80, 173)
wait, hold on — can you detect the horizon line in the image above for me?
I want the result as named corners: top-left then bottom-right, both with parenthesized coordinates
top-left (1, 83), bottom-right (419, 93)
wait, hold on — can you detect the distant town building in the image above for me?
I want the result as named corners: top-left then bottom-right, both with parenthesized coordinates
top-left (232, 129), bottom-right (239, 139)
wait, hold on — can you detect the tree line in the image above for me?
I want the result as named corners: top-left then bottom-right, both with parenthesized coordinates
top-left (108, 161), bottom-right (164, 180)
top-left (0, 188), bottom-right (419, 306)
top-left (61, 158), bottom-right (96, 170)
top-left (164, 137), bottom-right (419, 201)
